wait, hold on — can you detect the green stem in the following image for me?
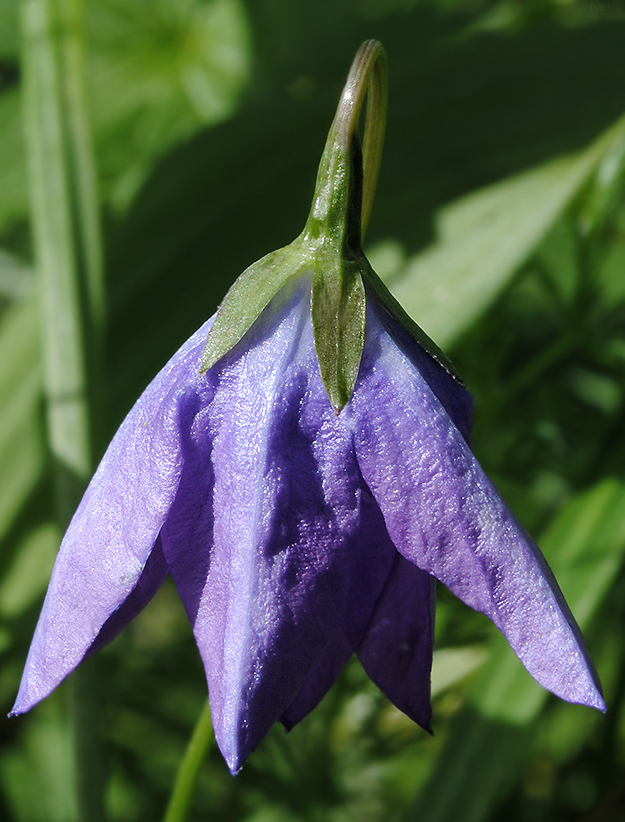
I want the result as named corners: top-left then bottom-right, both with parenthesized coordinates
top-left (334, 39), bottom-right (388, 240)
top-left (164, 701), bottom-right (214, 822)
top-left (20, 0), bottom-right (106, 818)
top-left (304, 40), bottom-right (388, 246)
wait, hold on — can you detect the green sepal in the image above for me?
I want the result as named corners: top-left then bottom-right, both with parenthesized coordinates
top-left (201, 41), bottom-right (459, 411)
top-left (201, 240), bottom-right (311, 372)
top-left (307, 122), bottom-right (367, 412)
top-left (312, 251), bottom-right (366, 413)
top-left (360, 256), bottom-right (464, 384)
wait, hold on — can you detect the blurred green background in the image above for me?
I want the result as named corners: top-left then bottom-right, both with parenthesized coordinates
top-left (2, 0), bottom-right (625, 819)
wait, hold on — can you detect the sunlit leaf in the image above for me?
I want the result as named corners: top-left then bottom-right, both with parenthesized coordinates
top-left (0, 298), bottom-right (43, 543)
top-left (430, 646), bottom-right (489, 698)
top-left (0, 523), bottom-right (58, 618)
top-left (0, 90), bottom-right (28, 233)
top-left (88, 0), bottom-right (251, 210)
top-left (383, 118), bottom-right (625, 347)
top-left (0, 249), bottom-right (34, 300)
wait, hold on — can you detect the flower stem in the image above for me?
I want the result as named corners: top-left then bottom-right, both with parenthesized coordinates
top-left (20, 0), bottom-right (106, 817)
top-left (300, 41), bottom-right (388, 410)
top-left (163, 701), bottom-right (214, 822)
top-left (334, 39), bottom-right (388, 240)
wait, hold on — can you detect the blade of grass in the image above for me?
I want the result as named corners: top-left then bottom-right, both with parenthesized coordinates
top-left (0, 298), bottom-right (43, 542)
top-left (20, 0), bottom-right (106, 818)
top-left (385, 117), bottom-right (625, 348)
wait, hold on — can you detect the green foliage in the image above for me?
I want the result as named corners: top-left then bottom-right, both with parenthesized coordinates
top-left (1, 1), bottom-right (625, 820)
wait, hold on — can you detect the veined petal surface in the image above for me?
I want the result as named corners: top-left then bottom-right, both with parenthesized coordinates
top-left (280, 492), bottom-right (396, 730)
top-left (87, 536), bottom-right (170, 657)
top-left (355, 312), bottom-right (471, 732)
top-left (12, 318), bottom-right (215, 714)
top-left (358, 546), bottom-right (435, 732)
top-left (183, 277), bottom-right (368, 773)
top-left (347, 301), bottom-right (605, 711)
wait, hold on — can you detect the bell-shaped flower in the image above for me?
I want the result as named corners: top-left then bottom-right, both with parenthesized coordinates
top-left (12, 41), bottom-right (604, 775)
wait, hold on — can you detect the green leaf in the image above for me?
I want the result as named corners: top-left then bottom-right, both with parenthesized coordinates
top-left (0, 298), bottom-right (44, 542)
top-left (20, 2), bottom-right (108, 816)
top-left (386, 117), bottom-right (625, 348)
top-left (0, 90), bottom-right (29, 233)
top-left (0, 0), bottom-right (19, 58)
top-left (430, 645), bottom-right (489, 699)
top-left (0, 522), bottom-right (59, 618)
top-left (538, 477), bottom-right (625, 628)
top-left (0, 248), bottom-right (34, 300)
top-left (88, 0), bottom-right (251, 210)
top-left (579, 130), bottom-right (625, 234)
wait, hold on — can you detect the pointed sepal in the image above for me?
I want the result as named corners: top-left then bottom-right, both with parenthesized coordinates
top-left (312, 256), bottom-right (366, 412)
top-left (201, 241), bottom-right (311, 373)
top-left (360, 257), bottom-right (463, 384)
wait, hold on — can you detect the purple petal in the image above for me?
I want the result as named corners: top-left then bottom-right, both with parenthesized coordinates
top-left (371, 295), bottom-right (474, 443)
top-left (282, 499), bottom-right (435, 733)
top-left (346, 300), bottom-right (605, 711)
top-left (279, 630), bottom-right (353, 731)
top-left (281, 312), bottom-right (470, 732)
top-left (159, 384), bottom-right (216, 628)
top-left (87, 536), bottom-right (169, 657)
top-left (180, 278), bottom-right (365, 773)
top-left (12, 318), bottom-right (214, 715)
top-left (358, 551), bottom-right (435, 732)
top-left (280, 490), bottom-right (396, 730)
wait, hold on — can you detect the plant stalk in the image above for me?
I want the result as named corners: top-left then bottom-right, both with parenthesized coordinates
top-left (164, 701), bottom-right (214, 822)
top-left (20, 0), bottom-right (106, 817)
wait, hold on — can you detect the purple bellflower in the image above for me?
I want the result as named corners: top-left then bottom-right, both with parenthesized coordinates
top-left (13, 42), bottom-right (604, 774)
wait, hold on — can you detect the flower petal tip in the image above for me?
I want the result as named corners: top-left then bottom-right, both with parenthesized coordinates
top-left (594, 695), bottom-right (607, 713)
top-left (10, 684), bottom-right (49, 718)
top-left (227, 760), bottom-right (243, 777)
top-left (560, 681), bottom-right (605, 713)
top-left (580, 687), bottom-right (606, 713)
top-left (8, 692), bottom-right (37, 718)
top-left (217, 734), bottom-right (251, 777)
